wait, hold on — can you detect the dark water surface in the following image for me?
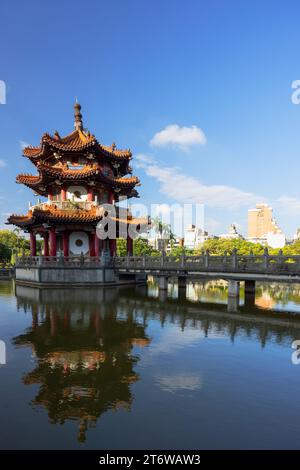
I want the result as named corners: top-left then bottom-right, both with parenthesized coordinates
top-left (0, 280), bottom-right (300, 449)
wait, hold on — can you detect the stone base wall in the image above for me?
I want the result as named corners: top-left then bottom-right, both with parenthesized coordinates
top-left (17, 268), bottom-right (40, 283)
top-left (15, 267), bottom-right (146, 287)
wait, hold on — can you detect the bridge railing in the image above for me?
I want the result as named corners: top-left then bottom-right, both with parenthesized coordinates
top-left (0, 261), bottom-right (13, 269)
top-left (14, 251), bottom-right (300, 275)
top-left (0, 261), bottom-right (14, 278)
top-left (114, 251), bottom-right (300, 274)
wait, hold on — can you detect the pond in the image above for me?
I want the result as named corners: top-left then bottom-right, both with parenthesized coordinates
top-left (0, 280), bottom-right (299, 449)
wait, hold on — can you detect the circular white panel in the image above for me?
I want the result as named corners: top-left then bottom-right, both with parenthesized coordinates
top-left (69, 232), bottom-right (89, 255)
top-left (67, 185), bottom-right (88, 202)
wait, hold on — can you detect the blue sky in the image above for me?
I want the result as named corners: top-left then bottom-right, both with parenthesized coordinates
top-left (1, 0), bottom-right (300, 236)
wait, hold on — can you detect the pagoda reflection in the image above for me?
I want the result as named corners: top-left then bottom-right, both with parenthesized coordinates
top-left (13, 286), bottom-right (150, 442)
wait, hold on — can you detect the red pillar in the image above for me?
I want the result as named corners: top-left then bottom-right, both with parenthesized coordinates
top-left (49, 227), bottom-right (57, 257)
top-left (43, 232), bottom-right (49, 256)
top-left (109, 239), bottom-right (116, 257)
top-left (62, 231), bottom-right (69, 257)
top-left (50, 311), bottom-right (58, 337)
top-left (127, 235), bottom-right (133, 256)
top-left (32, 308), bottom-right (38, 329)
top-left (63, 312), bottom-right (70, 331)
top-left (95, 313), bottom-right (101, 336)
top-left (89, 233), bottom-right (96, 256)
top-left (87, 188), bottom-right (93, 201)
top-left (95, 234), bottom-right (100, 257)
top-left (109, 190), bottom-right (114, 205)
top-left (48, 189), bottom-right (53, 201)
top-left (30, 232), bottom-right (37, 257)
top-left (61, 188), bottom-right (66, 201)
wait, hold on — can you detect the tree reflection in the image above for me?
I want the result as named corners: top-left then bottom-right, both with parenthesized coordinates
top-left (13, 287), bottom-right (150, 442)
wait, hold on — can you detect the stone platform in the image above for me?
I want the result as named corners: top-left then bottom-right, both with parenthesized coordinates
top-left (15, 255), bottom-right (146, 288)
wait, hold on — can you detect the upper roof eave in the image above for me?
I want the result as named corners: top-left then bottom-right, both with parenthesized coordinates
top-left (23, 129), bottom-right (132, 161)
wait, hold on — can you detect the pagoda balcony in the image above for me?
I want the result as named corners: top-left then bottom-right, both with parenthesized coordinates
top-left (30, 201), bottom-right (129, 219)
top-left (31, 200), bottom-right (99, 211)
top-left (16, 254), bottom-right (111, 267)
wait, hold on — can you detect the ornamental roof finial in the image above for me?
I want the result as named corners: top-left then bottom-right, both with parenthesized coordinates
top-left (74, 100), bottom-right (83, 131)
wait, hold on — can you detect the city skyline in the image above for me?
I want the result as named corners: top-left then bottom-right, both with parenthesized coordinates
top-left (1, 0), bottom-right (300, 236)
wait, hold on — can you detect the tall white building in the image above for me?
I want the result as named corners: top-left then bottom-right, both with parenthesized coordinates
top-left (219, 224), bottom-right (243, 240)
top-left (184, 225), bottom-right (210, 250)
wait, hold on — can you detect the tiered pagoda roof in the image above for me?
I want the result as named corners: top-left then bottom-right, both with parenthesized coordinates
top-left (8, 206), bottom-right (103, 227)
top-left (8, 204), bottom-right (148, 231)
top-left (23, 128), bottom-right (132, 161)
top-left (17, 107), bottom-right (139, 197)
top-left (7, 102), bottom-right (145, 231)
top-left (16, 162), bottom-right (139, 195)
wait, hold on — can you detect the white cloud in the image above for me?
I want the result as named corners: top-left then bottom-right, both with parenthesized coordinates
top-left (155, 373), bottom-right (202, 393)
top-left (150, 124), bottom-right (207, 150)
top-left (135, 153), bottom-right (156, 168)
top-left (0, 160), bottom-right (6, 168)
top-left (139, 155), bottom-right (261, 209)
top-left (148, 326), bottom-right (205, 356)
top-left (20, 141), bottom-right (29, 150)
top-left (275, 196), bottom-right (300, 215)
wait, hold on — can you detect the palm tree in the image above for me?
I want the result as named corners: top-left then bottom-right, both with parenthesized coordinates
top-left (151, 217), bottom-right (173, 253)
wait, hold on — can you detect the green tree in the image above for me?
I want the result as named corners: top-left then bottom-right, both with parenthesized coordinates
top-left (0, 243), bottom-right (11, 260)
top-left (282, 240), bottom-right (300, 256)
top-left (196, 238), bottom-right (265, 256)
top-left (0, 229), bottom-right (43, 262)
top-left (133, 237), bottom-right (159, 256)
top-left (116, 237), bottom-right (160, 257)
top-left (168, 245), bottom-right (190, 259)
top-left (116, 238), bottom-right (127, 256)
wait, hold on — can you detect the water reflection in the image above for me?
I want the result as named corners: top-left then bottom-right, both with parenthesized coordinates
top-left (121, 290), bottom-right (300, 347)
top-left (154, 374), bottom-right (202, 393)
top-left (0, 279), bottom-right (14, 297)
top-left (148, 277), bottom-right (300, 313)
top-left (9, 280), bottom-right (300, 448)
top-left (14, 286), bottom-right (150, 442)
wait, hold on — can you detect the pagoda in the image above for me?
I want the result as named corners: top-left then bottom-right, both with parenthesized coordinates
top-left (8, 103), bottom-right (144, 258)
